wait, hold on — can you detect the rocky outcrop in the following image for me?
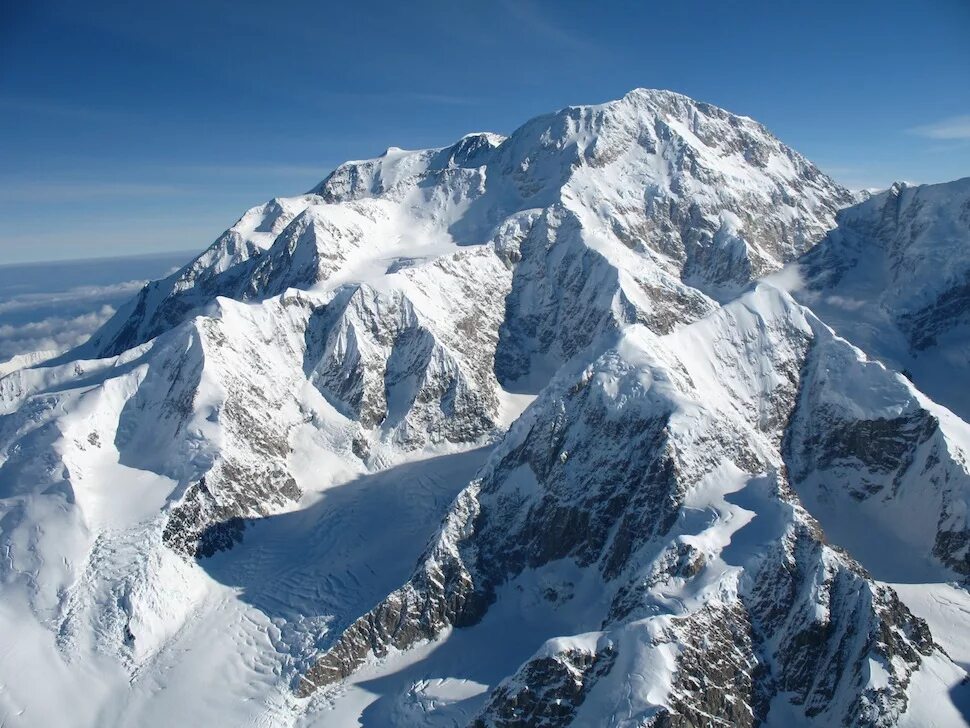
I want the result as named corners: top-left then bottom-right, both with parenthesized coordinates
top-left (298, 287), bottom-right (965, 725)
top-left (472, 645), bottom-right (618, 727)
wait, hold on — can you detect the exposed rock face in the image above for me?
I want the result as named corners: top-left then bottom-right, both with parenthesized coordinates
top-left (303, 247), bottom-right (512, 451)
top-left (482, 88), bottom-right (853, 383)
top-left (0, 90), bottom-right (967, 727)
top-left (472, 645), bottom-right (618, 727)
top-left (785, 322), bottom-right (970, 577)
top-left (298, 287), bottom-right (967, 725)
top-left (2, 89), bottom-right (855, 563)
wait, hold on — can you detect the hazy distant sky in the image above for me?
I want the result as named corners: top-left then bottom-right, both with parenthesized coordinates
top-left (1, 0), bottom-right (968, 264)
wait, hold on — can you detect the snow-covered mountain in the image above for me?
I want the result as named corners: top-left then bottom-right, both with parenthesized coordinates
top-left (301, 285), bottom-right (970, 726)
top-left (1, 89), bottom-right (967, 727)
top-left (795, 177), bottom-right (970, 421)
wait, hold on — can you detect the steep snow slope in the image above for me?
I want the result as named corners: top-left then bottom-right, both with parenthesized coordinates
top-left (0, 443), bottom-right (492, 727)
top-left (79, 195), bottom-right (317, 358)
top-left (320, 89), bottom-right (853, 387)
top-left (796, 178), bottom-right (970, 420)
top-left (300, 286), bottom-right (970, 726)
top-left (0, 348), bottom-right (59, 376)
top-left (0, 90), bottom-right (966, 727)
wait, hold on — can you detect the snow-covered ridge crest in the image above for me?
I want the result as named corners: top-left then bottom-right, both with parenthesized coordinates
top-left (78, 87), bottom-right (851, 369)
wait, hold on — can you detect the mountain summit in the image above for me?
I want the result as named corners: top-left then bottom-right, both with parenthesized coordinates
top-left (1, 90), bottom-right (968, 727)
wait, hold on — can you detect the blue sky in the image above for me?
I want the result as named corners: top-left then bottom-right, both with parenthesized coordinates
top-left (1, 0), bottom-right (968, 264)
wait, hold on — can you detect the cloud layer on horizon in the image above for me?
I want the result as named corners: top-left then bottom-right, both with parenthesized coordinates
top-left (0, 277), bottom-right (163, 363)
top-left (0, 304), bottom-right (118, 361)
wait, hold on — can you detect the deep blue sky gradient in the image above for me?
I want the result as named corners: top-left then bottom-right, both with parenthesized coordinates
top-left (2, 0), bottom-right (968, 263)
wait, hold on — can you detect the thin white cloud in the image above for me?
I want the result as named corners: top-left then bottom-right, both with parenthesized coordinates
top-left (178, 163), bottom-right (332, 178)
top-left (0, 280), bottom-right (147, 315)
top-left (816, 164), bottom-right (858, 177)
top-left (0, 255), bottom-right (188, 359)
top-left (0, 305), bottom-right (117, 359)
top-left (0, 222), bottom-right (219, 262)
top-left (498, 0), bottom-right (597, 53)
top-left (0, 163), bottom-right (334, 205)
top-left (316, 90), bottom-right (487, 108)
top-left (0, 278), bottom-right (160, 358)
top-left (824, 294), bottom-right (868, 311)
top-left (910, 115), bottom-right (970, 140)
top-left (406, 92), bottom-right (486, 107)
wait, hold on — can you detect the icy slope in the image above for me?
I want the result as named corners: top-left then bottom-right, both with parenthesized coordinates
top-left (797, 177), bottom-right (970, 420)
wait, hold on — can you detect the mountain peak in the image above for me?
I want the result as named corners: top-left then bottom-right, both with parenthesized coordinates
top-left (617, 85), bottom-right (732, 113)
top-left (77, 88), bottom-right (854, 361)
